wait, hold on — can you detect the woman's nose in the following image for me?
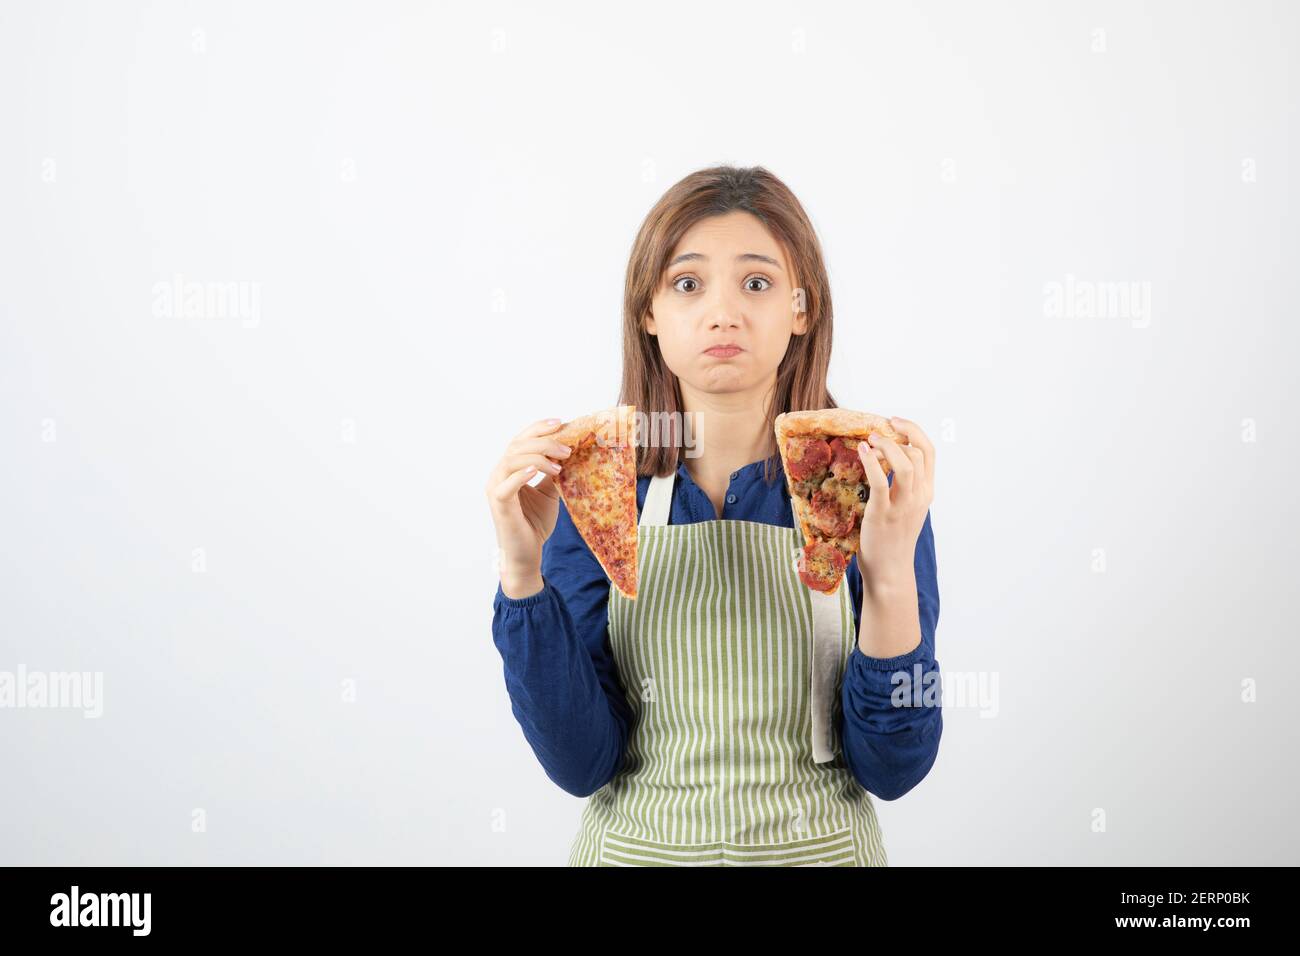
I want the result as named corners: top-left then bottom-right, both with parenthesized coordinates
top-left (704, 289), bottom-right (744, 327)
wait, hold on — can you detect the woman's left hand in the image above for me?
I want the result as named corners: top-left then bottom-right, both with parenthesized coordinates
top-left (855, 416), bottom-right (935, 594)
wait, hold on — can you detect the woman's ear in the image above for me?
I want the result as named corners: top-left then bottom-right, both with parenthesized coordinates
top-left (644, 311), bottom-right (657, 335)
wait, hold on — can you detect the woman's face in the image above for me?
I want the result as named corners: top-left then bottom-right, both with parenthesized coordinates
top-left (645, 210), bottom-right (807, 399)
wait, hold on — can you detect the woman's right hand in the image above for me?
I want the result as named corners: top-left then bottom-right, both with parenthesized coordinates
top-left (484, 417), bottom-right (574, 597)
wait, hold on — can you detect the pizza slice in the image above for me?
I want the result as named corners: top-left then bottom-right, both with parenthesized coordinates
top-left (551, 403), bottom-right (639, 599)
top-left (774, 408), bottom-right (908, 595)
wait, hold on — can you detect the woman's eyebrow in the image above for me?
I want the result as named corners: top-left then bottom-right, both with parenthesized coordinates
top-left (667, 252), bottom-right (783, 270)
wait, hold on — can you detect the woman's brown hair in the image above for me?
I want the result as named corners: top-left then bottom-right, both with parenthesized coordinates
top-left (618, 164), bottom-right (838, 485)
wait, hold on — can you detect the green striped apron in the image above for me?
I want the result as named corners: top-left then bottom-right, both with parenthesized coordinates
top-left (567, 470), bottom-right (887, 866)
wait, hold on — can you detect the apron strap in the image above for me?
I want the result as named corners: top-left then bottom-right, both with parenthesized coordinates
top-left (792, 498), bottom-right (846, 765)
top-left (808, 586), bottom-right (843, 764)
top-left (640, 470), bottom-right (674, 527)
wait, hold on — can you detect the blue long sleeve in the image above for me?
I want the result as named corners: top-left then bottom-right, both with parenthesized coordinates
top-left (490, 501), bottom-right (634, 798)
top-left (840, 509), bottom-right (942, 800)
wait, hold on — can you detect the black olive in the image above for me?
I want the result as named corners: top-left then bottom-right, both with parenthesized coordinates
top-left (856, 483), bottom-right (868, 502)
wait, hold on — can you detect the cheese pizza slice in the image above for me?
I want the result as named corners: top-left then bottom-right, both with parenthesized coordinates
top-left (774, 408), bottom-right (907, 595)
top-left (552, 404), bottom-right (639, 599)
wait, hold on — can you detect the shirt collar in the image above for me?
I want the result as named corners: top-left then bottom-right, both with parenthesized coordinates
top-left (674, 454), bottom-right (790, 498)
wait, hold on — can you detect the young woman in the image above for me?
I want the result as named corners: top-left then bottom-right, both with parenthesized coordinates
top-left (485, 165), bottom-right (940, 866)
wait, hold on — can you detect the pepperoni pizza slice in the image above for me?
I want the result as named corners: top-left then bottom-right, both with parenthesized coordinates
top-left (551, 404), bottom-right (639, 599)
top-left (774, 408), bottom-right (907, 595)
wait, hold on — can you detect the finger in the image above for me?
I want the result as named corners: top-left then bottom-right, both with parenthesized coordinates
top-left (857, 441), bottom-right (892, 514)
top-left (901, 445), bottom-right (929, 499)
top-left (488, 464), bottom-right (545, 505)
top-left (513, 417), bottom-right (566, 442)
top-left (888, 417), bottom-right (934, 485)
top-left (504, 451), bottom-right (566, 478)
top-left (510, 435), bottom-right (574, 463)
top-left (867, 432), bottom-right (914, 497)
top-left (489, 426), bottom-right (571, 489)
top-left (525, 470), bottom-right (560, 501)
top-left (488, 448), bottom-right (554, 490)
top-left (902, 444), bottom-right (925, 473)
top-left (514, 466), bottom-right (560, 502)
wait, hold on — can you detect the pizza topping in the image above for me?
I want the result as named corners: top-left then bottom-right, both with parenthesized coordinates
top-left (786, 435), bottom-right (832, 482)
top-left (828, 436), bottom-right (864, 482)
top-left (781, 429), bottom-right (875, 593)
top-left (792, 478), bottom-right (820, 499)
top-left (797, 540), bottom-right (847, 593)
top-left (810, 478), bottom-right (862, 538)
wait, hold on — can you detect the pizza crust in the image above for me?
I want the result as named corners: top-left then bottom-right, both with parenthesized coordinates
top-left (774, 408), bottom-right (903, 448)
top-left (553, 403), bottom-right (637, 450)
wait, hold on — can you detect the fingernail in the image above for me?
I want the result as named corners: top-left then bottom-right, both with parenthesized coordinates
top-left (550, 462), bottom-right (562, 472)
top-left (546, 418), bottom-right (561, 425)
top-left (559, 444), bottom-right (571, 453)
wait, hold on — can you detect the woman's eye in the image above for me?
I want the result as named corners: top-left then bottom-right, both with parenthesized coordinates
top-left (672, 275), bottom-right (770, 294)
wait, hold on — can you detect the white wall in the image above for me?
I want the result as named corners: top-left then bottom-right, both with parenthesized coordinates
top-left (0, 0), bottom-right (1295, 864)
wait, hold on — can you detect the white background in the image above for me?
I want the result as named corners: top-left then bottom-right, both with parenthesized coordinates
top-left (1, 0), bottom-right (1296, 864)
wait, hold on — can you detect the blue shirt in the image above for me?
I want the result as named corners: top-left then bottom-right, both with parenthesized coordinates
top-left (491, 452), bottom-right (942, 800)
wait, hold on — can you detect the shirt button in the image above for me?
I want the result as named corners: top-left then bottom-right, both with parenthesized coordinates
top-left (729, 470), bottom-right (738, 480)
top-left (726, 493), bottom-right (737, 504)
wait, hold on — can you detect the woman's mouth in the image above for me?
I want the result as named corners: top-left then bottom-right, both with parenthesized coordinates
top-left (703, 345), bottom-right (743, 358)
